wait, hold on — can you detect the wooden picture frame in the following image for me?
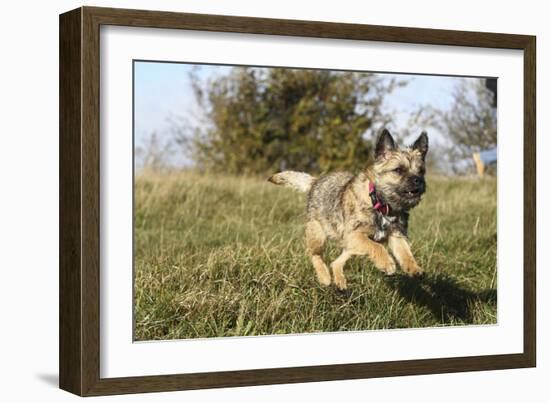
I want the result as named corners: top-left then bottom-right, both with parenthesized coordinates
top-left (59, 6), bottom-right (536, 396)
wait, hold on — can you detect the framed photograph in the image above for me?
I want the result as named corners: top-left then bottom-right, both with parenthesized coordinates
top-left (59, 6), bottom-right (536, 396)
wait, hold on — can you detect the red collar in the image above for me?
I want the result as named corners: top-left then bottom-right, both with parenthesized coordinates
top-left (368, 181), bottom-right (390, 215)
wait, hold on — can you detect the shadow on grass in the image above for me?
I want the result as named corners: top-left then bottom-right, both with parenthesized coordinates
top-left (385, 273), bottom-right (497, 323)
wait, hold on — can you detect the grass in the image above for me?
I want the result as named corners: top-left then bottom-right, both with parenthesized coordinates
top-left (134, 170), bottom-right (497, 341)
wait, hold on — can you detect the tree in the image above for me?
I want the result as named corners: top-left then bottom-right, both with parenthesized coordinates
top-left (175, 67), bottom-right (401, 175)
top-left (441, 79), bottom-right (496, 157)
top-left (409, 78), bottom-right (497, 174)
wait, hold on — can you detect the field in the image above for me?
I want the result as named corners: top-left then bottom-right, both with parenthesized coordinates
top-left (134, 171), bottom-right (497, 341)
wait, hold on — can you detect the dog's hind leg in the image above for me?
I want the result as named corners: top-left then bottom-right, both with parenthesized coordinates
top-left (330, 251), bottom-right (351, 291)
top-left (305, 220), bottom-right (331, 286)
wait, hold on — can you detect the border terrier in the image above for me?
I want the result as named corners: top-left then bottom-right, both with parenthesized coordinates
top-left (268, 129), bottom-right (428, 291)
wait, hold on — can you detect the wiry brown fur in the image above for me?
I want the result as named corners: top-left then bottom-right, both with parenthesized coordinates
top-left (269, 129), bottom-right (429, 290)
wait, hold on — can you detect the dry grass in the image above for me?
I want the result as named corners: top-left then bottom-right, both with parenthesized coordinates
top-left (134, 170), bottom-right (497, 340)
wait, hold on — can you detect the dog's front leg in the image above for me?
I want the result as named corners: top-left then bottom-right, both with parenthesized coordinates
top-left (344, 232), bottom-right (396, 276)
top-left (388, 233), bottom-right (423, 276)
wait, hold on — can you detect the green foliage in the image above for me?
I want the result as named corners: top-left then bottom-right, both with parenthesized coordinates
top-left (134, 171), bottom-right (497, 340)
top-left (179, 67), bottom-right (399, 175)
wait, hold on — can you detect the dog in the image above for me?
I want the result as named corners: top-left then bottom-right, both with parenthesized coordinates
top-left (268, 129), bottom-right (428, 291)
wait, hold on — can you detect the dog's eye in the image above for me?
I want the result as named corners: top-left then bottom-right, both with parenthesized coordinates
top-left (393, 167), bottom-right (405, 174)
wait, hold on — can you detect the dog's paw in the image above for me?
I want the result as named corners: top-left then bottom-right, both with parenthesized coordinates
top-left (333, 273), bottom-right (347, 291)
top-left (316, 272), bottom-right (332, 287)
top-left (375, 256), bottom-right (397, 276)
top-left (385, 259), bottom-right (397, 276)
top-left (402, 262), bottom-right (424, 277)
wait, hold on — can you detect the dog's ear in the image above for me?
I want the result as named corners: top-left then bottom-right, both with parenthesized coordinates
top-left (412, 131), bottom-right (429, 160)
top-left (375, 129), bottom-right (396, 159)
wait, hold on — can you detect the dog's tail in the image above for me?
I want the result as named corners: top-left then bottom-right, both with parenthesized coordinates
top-left (267, 171), bottom-right (315, 193)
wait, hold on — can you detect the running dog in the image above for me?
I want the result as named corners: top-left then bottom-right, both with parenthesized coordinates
top-left (268, 129), bottom-right (428, 290)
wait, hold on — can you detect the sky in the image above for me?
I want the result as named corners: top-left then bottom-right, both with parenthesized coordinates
top-left (133, 61), bottom-right (482, 166)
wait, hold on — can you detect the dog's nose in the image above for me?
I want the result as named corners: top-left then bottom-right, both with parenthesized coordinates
top-left (410, 176), bottom-right (425, 193)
